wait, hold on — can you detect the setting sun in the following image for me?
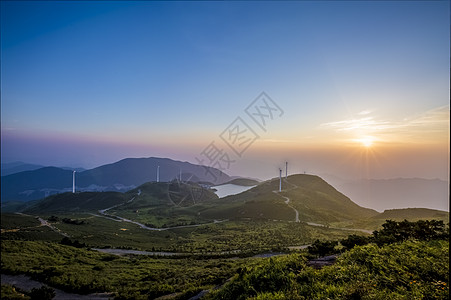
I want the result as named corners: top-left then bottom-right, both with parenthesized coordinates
top-left (357, 136), bottom-right (375, 148)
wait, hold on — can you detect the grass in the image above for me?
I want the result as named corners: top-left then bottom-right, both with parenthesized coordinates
top-left (1, 213), bottom-right (41, 229)
top-left (207, 239), bottom-right (449, 300)
top-left (2, 212), bottom-right (448, 299)
top-left (24, 192), bottom-right (127, 214)
top-left (2, 212), bottom-right (363, 253)
top-left (1, 239), bottom-right (259, 299)
top-left (1, 213), bottom-right (63, 242)
top-left (1, 284), bottom-right (31, 300)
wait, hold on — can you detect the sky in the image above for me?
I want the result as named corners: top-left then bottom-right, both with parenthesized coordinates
top-left (1, 1), bottom-right (449, 182)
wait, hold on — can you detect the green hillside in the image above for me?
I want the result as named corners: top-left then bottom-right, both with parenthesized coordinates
top-left (282, 175), bottom-right (378, 222)
top-left (199, 174), bottom-right (379, 225)
top-left (14, 175), bottom-right (447, 231)
top-left (24, 192), bottom-right (127, 214)
top-left (108, 181), bottom-right (220, 227)
top-left (348, 208), bottom-right (450, 230)
top-left (125, 181), bottom-right (219, 207)
top-left (373, 208), bottom-right (449, 221)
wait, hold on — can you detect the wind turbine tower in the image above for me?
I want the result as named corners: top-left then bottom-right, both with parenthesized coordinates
top-left (157, 166), bottom-right (160, 183)
top-left (279, 168), bottom-right (282, 192)
top-left (285, 162), bottom-right (288, 179)
top-left (72, 171), bottom-right (76, 193)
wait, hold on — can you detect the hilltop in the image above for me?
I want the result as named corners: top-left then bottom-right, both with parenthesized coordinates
top-left (281, 174), bottom-right (379, 222)
top-left (22, 181), bottom-right (219, 213)
top-left (374, 207), bottom-right (449, 220)
top-left (194, 174), bottom-right (379, 225)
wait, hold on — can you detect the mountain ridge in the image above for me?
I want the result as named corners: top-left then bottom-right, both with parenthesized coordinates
top-left (1, 157), bottom-right (232, 202)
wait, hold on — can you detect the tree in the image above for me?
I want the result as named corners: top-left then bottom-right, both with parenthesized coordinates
top-left (373, 219), bottom-right (448, 245)
top-left (308, 240), bottom-right (338, 257)
top-left (340, 234), bottom-right (370, 250)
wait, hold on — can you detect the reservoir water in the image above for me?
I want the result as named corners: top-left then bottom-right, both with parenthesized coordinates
top-left (212, 184), bottom-right (256, 198)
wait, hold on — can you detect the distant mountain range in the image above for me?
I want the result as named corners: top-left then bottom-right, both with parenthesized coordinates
top-left (321, 175), bottom-right (449, 212)
top-left (1, 162), bottom-right (45, 176)
top-left (1, 157), bottom-right (232, 202)
top-left (1, 161), bottom-right (86, 176)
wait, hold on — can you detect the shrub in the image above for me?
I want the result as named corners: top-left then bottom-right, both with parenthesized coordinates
top-left (307, 240), bottom-right (338, 257)
top-left (60, 237), bottom-right (86, 248)
top-left (340, 234), bottom-right (370, 251)
top-left (373, 219), bottom-right (448, 245)
top-left (29, 286), bottom-right (55, 300)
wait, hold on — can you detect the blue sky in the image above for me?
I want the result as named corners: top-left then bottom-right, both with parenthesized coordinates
top-left (1, 1), bottom-right (449, 180)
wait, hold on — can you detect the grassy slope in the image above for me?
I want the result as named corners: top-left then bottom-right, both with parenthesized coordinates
top-left (1, 213), bottom-right (65, 242)
top-left (23, 192), bottom-right (127, 214)
top-left (1, 239), bottom-right (254, 299)
top-left (111, 182), bottom-right (220, 227)
top-left (1, 213), bottom-right (359, 253)
top-left (5, 175), bottom-right (448, 251)
top-left (282, 175), bottom-right (379, 222)
top-left (199, 174), bottom-right (379, 224)
top-left (373, 208), bottom-right (449, 221)
top-left (18, 175), bottom-right (447, 231)
top-left (351, 208), bottom-right (450, 230)
top-left (20, 182), bottom-right (219, 227)
top-left (207, 239), bottom-right (449, 300)
top-left (1, 213), bottom-right (41, 229)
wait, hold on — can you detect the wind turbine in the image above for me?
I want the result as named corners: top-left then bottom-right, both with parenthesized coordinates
top-left (279, 168), bottom-right (282, 192)
top-left (157, 165), bottom-right (160, 183)
top-left (72, 171), bottom-right (76, 193)
top-left (285, 162), bottom-right (288, 179)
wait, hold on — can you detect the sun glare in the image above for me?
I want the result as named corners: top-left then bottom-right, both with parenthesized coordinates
top-left (356, 136), bottom-right (374, 148)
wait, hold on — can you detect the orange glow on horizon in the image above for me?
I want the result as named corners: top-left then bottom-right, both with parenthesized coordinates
top-left (355, 136), bottom-right (375, 148)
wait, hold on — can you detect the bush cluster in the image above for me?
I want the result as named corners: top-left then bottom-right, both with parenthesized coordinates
top-left (208, 220), bottom-right (449, 299)
top-left (309, 219), bottom-right (449, 257)
top-left (59, 237), bottom-right (87, 248)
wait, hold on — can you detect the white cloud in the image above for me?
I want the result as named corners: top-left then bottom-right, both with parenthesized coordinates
top-left (319, 106), bottom-right (449, 143)
top-left (358, 110), bottom-right (372, 115)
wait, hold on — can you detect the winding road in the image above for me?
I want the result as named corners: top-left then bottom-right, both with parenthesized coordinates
top-left (275, 193), bottom-right (300, 222)
top-left (2, 213), bottom-right (70, 237)
top-left (96, 191), bottom-right (227, 231)
top-left (273, 178), bottom-right (300, 223)
top-left (38, 217), bottom-right (70, 237)
top-left (273, 179), bottom-right (373, 234)
top-left (98, 182), bottom-right (371, 234)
